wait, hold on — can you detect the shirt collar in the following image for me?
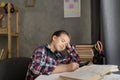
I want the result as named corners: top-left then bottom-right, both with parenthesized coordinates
top-left (45, 44), bottom-right (51, 49)
top-left (45, 44), bottom-right (59, 53)
top-left (45, 44), bottom-right (54, 52)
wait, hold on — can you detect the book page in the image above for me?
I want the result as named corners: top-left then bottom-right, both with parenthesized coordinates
top-left (60, 65), bottom-right (119, 80)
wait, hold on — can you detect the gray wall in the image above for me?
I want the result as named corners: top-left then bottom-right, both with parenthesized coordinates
top-left (0, 0), bottom-right (92, 57)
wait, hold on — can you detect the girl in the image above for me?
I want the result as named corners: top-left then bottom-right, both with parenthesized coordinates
top-left (26, 30), bottom-right (80, 80)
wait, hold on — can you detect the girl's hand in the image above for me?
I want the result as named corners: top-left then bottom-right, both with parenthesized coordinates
top-left (67, 62), bottom-right (79, 71)
top-left (66, 43), bottom-right (71, 49)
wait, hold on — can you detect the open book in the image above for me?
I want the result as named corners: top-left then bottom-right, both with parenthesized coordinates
top-left (60, 65), bottom-right (119, 80)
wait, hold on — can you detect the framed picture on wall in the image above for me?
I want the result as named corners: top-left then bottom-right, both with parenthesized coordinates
top-left (25, 0), bottom-right (36, 7)
top-left (64, 0), bottom-right (81, 18)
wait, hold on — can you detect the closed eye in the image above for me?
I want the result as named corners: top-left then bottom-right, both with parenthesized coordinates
top-left (61, 39), bottom-right (65, 43)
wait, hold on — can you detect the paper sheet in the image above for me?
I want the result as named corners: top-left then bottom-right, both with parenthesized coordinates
top-left (102, 73), bottom-right (120, 80)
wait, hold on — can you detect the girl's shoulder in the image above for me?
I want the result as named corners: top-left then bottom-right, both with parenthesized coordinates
top-left (34, 45), bottom-right (47, 53)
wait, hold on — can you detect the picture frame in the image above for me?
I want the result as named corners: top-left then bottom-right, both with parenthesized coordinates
top-left (25, 0), bottom-right (36, 7)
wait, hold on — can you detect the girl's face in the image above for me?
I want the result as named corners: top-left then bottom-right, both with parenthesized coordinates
top-left (52, 33), bottom-right (70, 51)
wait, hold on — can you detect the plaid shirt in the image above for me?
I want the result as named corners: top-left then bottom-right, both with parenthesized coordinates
top-left (26, 44), bottom-right (80, 80)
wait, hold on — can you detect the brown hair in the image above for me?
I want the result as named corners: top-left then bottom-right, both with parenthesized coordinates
top-left (51, 30), bottom-right (70, 42)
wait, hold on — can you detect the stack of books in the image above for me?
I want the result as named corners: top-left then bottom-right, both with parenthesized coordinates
top-left (0, 48), bottom-right (8, 60)
top-left (75, 45), bottom-right (94, 62)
